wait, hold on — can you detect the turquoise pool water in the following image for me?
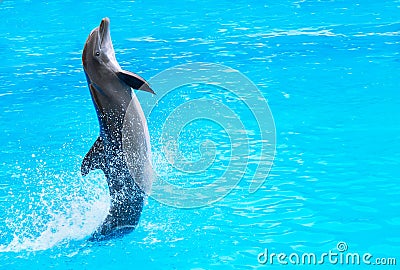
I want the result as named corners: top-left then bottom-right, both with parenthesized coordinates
top-left (1, 0), bottom-right (399, 269)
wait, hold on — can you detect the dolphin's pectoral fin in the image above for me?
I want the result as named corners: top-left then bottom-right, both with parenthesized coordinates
top-left (117, 70), bottom-right (155, 94)
top-left (81, 137), bottom-right (106, 176)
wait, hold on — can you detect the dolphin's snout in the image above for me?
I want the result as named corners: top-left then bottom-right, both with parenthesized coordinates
top-left (99, 17), bottom-right (110, 34)
top-left (98, 17), bottom-right (110, 46)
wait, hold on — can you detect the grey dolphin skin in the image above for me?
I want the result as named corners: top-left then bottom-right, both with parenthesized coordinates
top-left (81, 17), bottom-right (155, 240)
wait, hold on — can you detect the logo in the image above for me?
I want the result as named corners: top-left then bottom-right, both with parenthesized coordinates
top-left (123, 62), bottom-right (276, 208)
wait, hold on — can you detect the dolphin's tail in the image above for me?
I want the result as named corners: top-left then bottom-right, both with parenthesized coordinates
top-left (89, 184), bottom-right (145, 241)
top-left (89, 225), bottom-right (135, 241)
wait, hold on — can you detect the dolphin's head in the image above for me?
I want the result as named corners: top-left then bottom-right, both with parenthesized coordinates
top-left (82, 17), bottom-right (121, 77)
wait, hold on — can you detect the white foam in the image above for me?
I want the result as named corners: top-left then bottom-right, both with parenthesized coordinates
top-left (0, 170), bottom-right (110, 252)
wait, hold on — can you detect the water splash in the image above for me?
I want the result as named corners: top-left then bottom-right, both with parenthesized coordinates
top-left (0, 170), bottom-right (109, 252)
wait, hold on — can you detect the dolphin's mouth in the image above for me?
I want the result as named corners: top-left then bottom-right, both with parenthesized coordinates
top-left (99, 17), bottom-right (110, 47)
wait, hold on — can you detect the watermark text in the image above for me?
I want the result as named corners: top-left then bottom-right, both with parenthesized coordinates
top-left (258, 242), bottom-right (396, 266)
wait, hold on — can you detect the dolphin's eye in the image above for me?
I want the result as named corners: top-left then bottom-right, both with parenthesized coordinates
top-left (95, 51), bottom-right (100, 56)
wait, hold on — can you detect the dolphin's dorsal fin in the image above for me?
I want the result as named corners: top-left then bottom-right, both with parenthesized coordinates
top-left (117, 70), bottom-right (155, 94)
top-left (81, 137), bottom-right (106, 176)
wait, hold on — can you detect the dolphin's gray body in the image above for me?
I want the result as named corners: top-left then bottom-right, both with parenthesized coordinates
top-left (81, 17), bottom-right (154, 239)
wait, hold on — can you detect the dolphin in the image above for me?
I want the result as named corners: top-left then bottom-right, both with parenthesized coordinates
top-left (81, 17), bottom-right (155, 240)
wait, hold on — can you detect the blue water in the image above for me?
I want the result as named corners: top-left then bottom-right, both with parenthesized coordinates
top-left (1, 0), bottom-right (399, 269)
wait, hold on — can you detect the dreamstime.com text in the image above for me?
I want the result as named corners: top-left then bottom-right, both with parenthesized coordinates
top-left (258, 242), bottom-right (396, 266)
